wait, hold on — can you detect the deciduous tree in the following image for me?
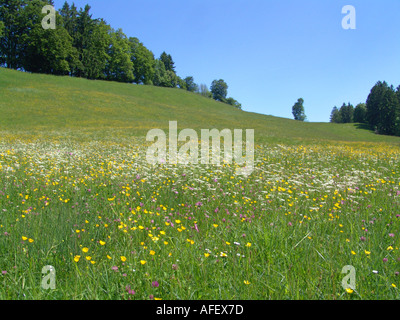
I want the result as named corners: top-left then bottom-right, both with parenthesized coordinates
top-left (105, 28), bottom-right (134, 83)
top-left (184, 76), bottom-right (198, 92)
top-left (21, 0), bottom-right (73, 75)
top-left (210, 79), bottom-right (228, 102)
top-left (129, 37), bottom-right (155, 85)
top-left (226, 97), bottom-right (242, 109)
top-left (292, 98), bottom-right (306, 121)
top-left (199, 83), bottom-right (212, 98)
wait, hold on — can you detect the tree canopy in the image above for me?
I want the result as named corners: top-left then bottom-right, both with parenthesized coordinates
top-left (353, 103), bottom-right (367, 124)
top-left (159, 51), bottom-right (175, 74)
top-left (292, 98), bottom-right (307, 121)
top-left (129, 37), bottom-right (155, 85)
top-left (339, 103), bottom-right (354, 123)
top-left (210, 79), bottom-right (228, 102)
top-left (329, 81), bottom-right (400, 137)
top-left (0, 20), bottom-right (4, 37)
top-left (366, 81), bottom-right (400, 135)
top-left (184, 76), bottom-right (198, 93)
top-left (0, 1), bottom-right (243, 109)
top-left (330, 106), bottom-right (341, 123)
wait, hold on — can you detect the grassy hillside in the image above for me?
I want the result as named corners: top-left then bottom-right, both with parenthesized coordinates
top-left (1, 68), bottom-right (400, 300)
top-left (1, 67), bottom-right (399, 145)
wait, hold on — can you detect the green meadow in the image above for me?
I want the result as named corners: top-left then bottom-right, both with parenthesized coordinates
top-left (0, 68), bottom-right (400, 300)
top-left (2, 68), bottom-right (400, 144)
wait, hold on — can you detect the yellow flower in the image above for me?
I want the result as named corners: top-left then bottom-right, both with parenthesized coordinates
top-left (244, 280), bottom-right (250, 285)
top-left (204, 253), bottom-right (210, 258)
top-left (86, 256), bottom-right (92, 261)
top-left (392, 283), bottom-right (397, 288)
top-left (22, 236), bottom-right (28, 241)
top-left (140, 260), bottom-right (147, 265)
top-left (150, 250), bottom-right (155, 256)
top-left (175, 220), bottom-right (181, 224)
top-left (106, 255), bottom-right (112, 260)
top-left (154, 297), bottom-right (162, 300)
top-left (82, 247), bottom-right (89, 253)
top-left (226, 242), bottom-right (231, 245)
top-left (74, 255), bottom-right (81, 262)
top-left (213, 224), bottom-right (218, 228)
top-left (351, 251), bottom-right (356, 255)
top-left (365, 250), bottom-right (371, 255)
top-left (99, 240), bottom-right (106, 246)
top-left (245, 243), bottom-right (252, 247)
top-left (121, 256), bottom-right (127, 262)
top-left (28, 238), bottom-right (34, 243)
top-left (345, 288), bottom-right (354, 294)
top-left (387, 246), bottom-right (394, 251)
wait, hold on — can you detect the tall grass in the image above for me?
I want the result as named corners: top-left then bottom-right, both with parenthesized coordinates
top-left (0, 135), bottom-right (399, 300)
top-left (0, 68), bottom-right (399, 300)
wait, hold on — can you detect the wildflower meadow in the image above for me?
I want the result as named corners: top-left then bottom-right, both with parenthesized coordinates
top-left (0, 130), bottom-right (399, 300)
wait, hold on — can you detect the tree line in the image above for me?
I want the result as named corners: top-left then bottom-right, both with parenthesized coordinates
top-left (0, 0), bottom-right (242, 109)
top-left (330, 81), bottom-right (400, 136)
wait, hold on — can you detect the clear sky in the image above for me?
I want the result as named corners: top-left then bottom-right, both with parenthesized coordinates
top-left (53, 0), bottom-right (400, 122)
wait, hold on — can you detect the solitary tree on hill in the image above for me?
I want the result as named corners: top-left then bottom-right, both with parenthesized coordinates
top-left (292, 98), bottom-right (307, 121)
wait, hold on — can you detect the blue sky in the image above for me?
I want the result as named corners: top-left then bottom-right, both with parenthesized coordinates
top-left (53, 0), bottom-right (400, 122)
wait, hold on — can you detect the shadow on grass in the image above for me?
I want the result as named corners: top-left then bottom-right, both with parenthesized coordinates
top-left (354, 123), bottom-right (373, 131)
